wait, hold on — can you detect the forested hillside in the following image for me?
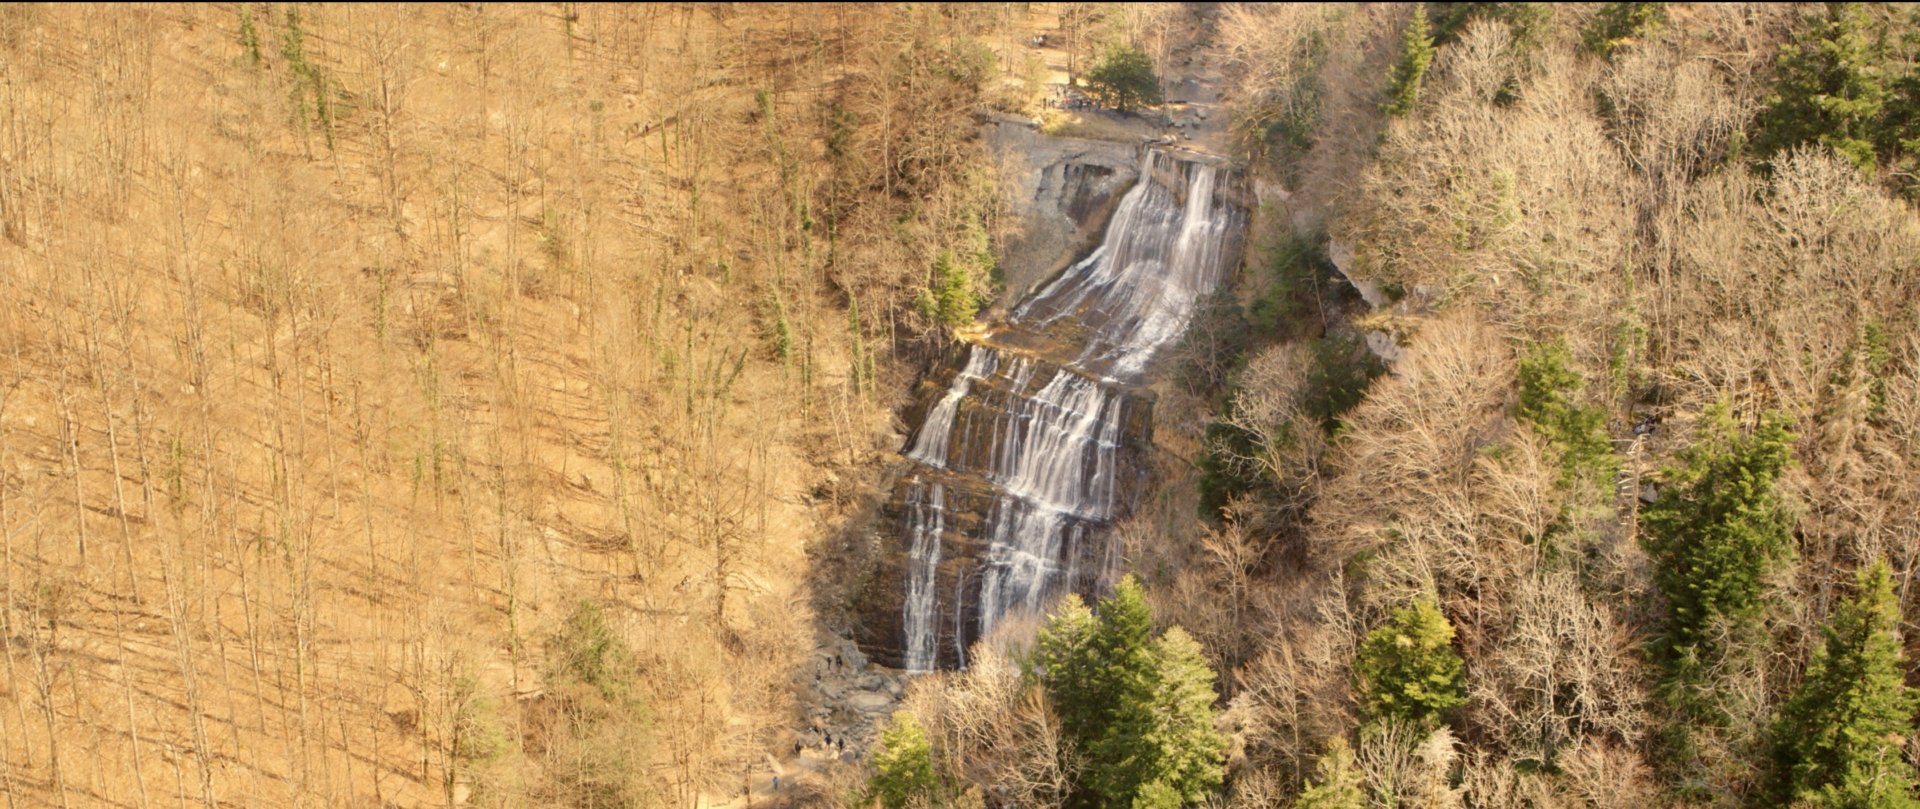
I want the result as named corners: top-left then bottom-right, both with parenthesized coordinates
top-left (6, 3), bottom-right (1920, 808)
top-left (872, 3), bottom-right (1920, 808)
top-left (0, 3), bottom-right (1032, 805)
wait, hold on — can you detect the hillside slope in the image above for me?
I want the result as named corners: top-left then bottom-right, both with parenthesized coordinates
top-left (0, 4), bottom-right (1029, 806)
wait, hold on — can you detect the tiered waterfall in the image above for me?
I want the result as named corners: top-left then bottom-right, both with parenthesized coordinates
top-left (865, 149), bottom-right (1246, 672)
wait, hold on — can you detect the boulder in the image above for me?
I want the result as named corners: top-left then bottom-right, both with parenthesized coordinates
top-left (846, 690), bottom-right (896, 714)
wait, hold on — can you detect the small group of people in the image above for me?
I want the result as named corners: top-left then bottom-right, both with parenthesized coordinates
top-left (796, 720), bottom-right (848, 758)
top-left (815, 652), bottom-right (850, 686)
top-left (1044, 86), bottom-right (1094, 110)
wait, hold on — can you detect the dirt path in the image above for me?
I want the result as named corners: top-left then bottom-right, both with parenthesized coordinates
top-left (1157, 6), bottom-right (1236, 157)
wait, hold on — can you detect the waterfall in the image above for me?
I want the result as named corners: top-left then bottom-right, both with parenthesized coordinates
top-left (1016, 151), bottom-right (1242, 380)
top-left (903, 480), bottom-right (946, 673)
top-left (905, 346), bottom-right (999, 467)
top-left (875, 149), bottom-right (1245, 670)
top-left (976, 496), bottom-right (1088, 641)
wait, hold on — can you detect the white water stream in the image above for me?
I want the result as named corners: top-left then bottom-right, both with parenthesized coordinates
top-left (896, 150), bottom-right (1243, 671)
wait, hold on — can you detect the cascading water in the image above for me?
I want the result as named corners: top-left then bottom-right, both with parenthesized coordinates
top-left (902, 481), bottom-right (946, 672)
top-left (870, 149), bottom-right (1245, 672)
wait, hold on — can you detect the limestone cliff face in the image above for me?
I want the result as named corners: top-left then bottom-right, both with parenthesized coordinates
top-left (981, 117), bottom-right (1140, 309)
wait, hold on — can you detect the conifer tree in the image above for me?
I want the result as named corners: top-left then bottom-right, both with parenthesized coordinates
top-left (871, 711), bottom-right (940, 809)
top-left (1032, 578), bottom-right (1226, 807)
top-left (1582, 3), bottom-right (1666, 59)
top-left (1130, 779), bottom-right (1182, 809)
top-left (1384, 4), bottom-right (1437, 117)
top-left (1076, 578), bottom-right (1160, 806)
top-left (1770, 562), bottom-right (1920, 808)
top-left (544, 601), bottom-right (650, 807)
top-left (1641, 404), bottom-right (1796, 663)
top-left (915, 249), bottom-right (980, 330)
top-left (1353, 598), bottom-right (1466, 730)
top-left (1139, 628), bottom-right (1227, 805)
top-left (1088, 576), bottom-right (1158, 715)
top-left (1756, 3), bottom-right (1894, 173)
top-left (1086, 45), bottom-right (1164, 112)
top-left (1516, 340), bottom-right (1616, 490)
top-left (1297, 737), bottom-right (1367, 809)
top-left (1032, 593), bottom-right (1100, 744)
top-left (549, 600), bottom-right (638, 705)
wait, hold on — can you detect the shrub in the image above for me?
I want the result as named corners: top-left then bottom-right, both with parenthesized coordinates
top-left (1353, 599), bottom-right (1466, 730)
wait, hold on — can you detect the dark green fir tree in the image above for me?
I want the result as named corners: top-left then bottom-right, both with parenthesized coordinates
top-left (1771, 562), bottom-right (1920, 808)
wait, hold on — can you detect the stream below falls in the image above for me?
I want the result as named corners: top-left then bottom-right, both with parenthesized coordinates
top-left (858, 148), bottom-right (1248, 672)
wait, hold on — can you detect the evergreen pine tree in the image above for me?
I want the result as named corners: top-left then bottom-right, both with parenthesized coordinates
top-left (1032, 593), bottom-right (1100, 745)
top-left (548, 600), bottom-right (638, 706)
top-left (1384, 4), bottom-right (1437, 117)
top-left (1141, 627), bottom-right (1227, 805)
top-left (1079, 578), bottom-right (1161, 806)
top-left (918, 249), bottom-right (979, 329)
top-left (1032, 578), bottom-right (1226, 807)
top-left (1756, 3), bottom-right (1893, 173)
top-left (870, 711), bottom-right (940, 809)
top-left (1516, 340), bottom-right (1617, 490)
top-left (1129, 779), bottom-right (1182, 809)
top-left (1085, 45), bottom-right (1164, 112)
top-left (1770, 562), bottom-right (1920, 808)
top-left (1088, 576), bottom-right (1158, 719)
top-left (1296, 737), bottom-right (1367, 809)
top-left (1353, 598), bottom-right (1466, 730)
top-left (1640, 403), bottom-right (1796, 663)
top-left (1582, 3), bottom-right (1666, 59)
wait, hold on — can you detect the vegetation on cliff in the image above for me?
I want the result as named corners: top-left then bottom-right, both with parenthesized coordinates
top-left (1151, 2), bottom-right (1920, 806)
top-left (869, 5), bottom-right (1920, 806)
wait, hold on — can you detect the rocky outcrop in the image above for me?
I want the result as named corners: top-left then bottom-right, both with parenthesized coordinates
top-left (1327, 239), bottom-right (1418, 366)
top-left (981, 115), bottom-right (1139, 308)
